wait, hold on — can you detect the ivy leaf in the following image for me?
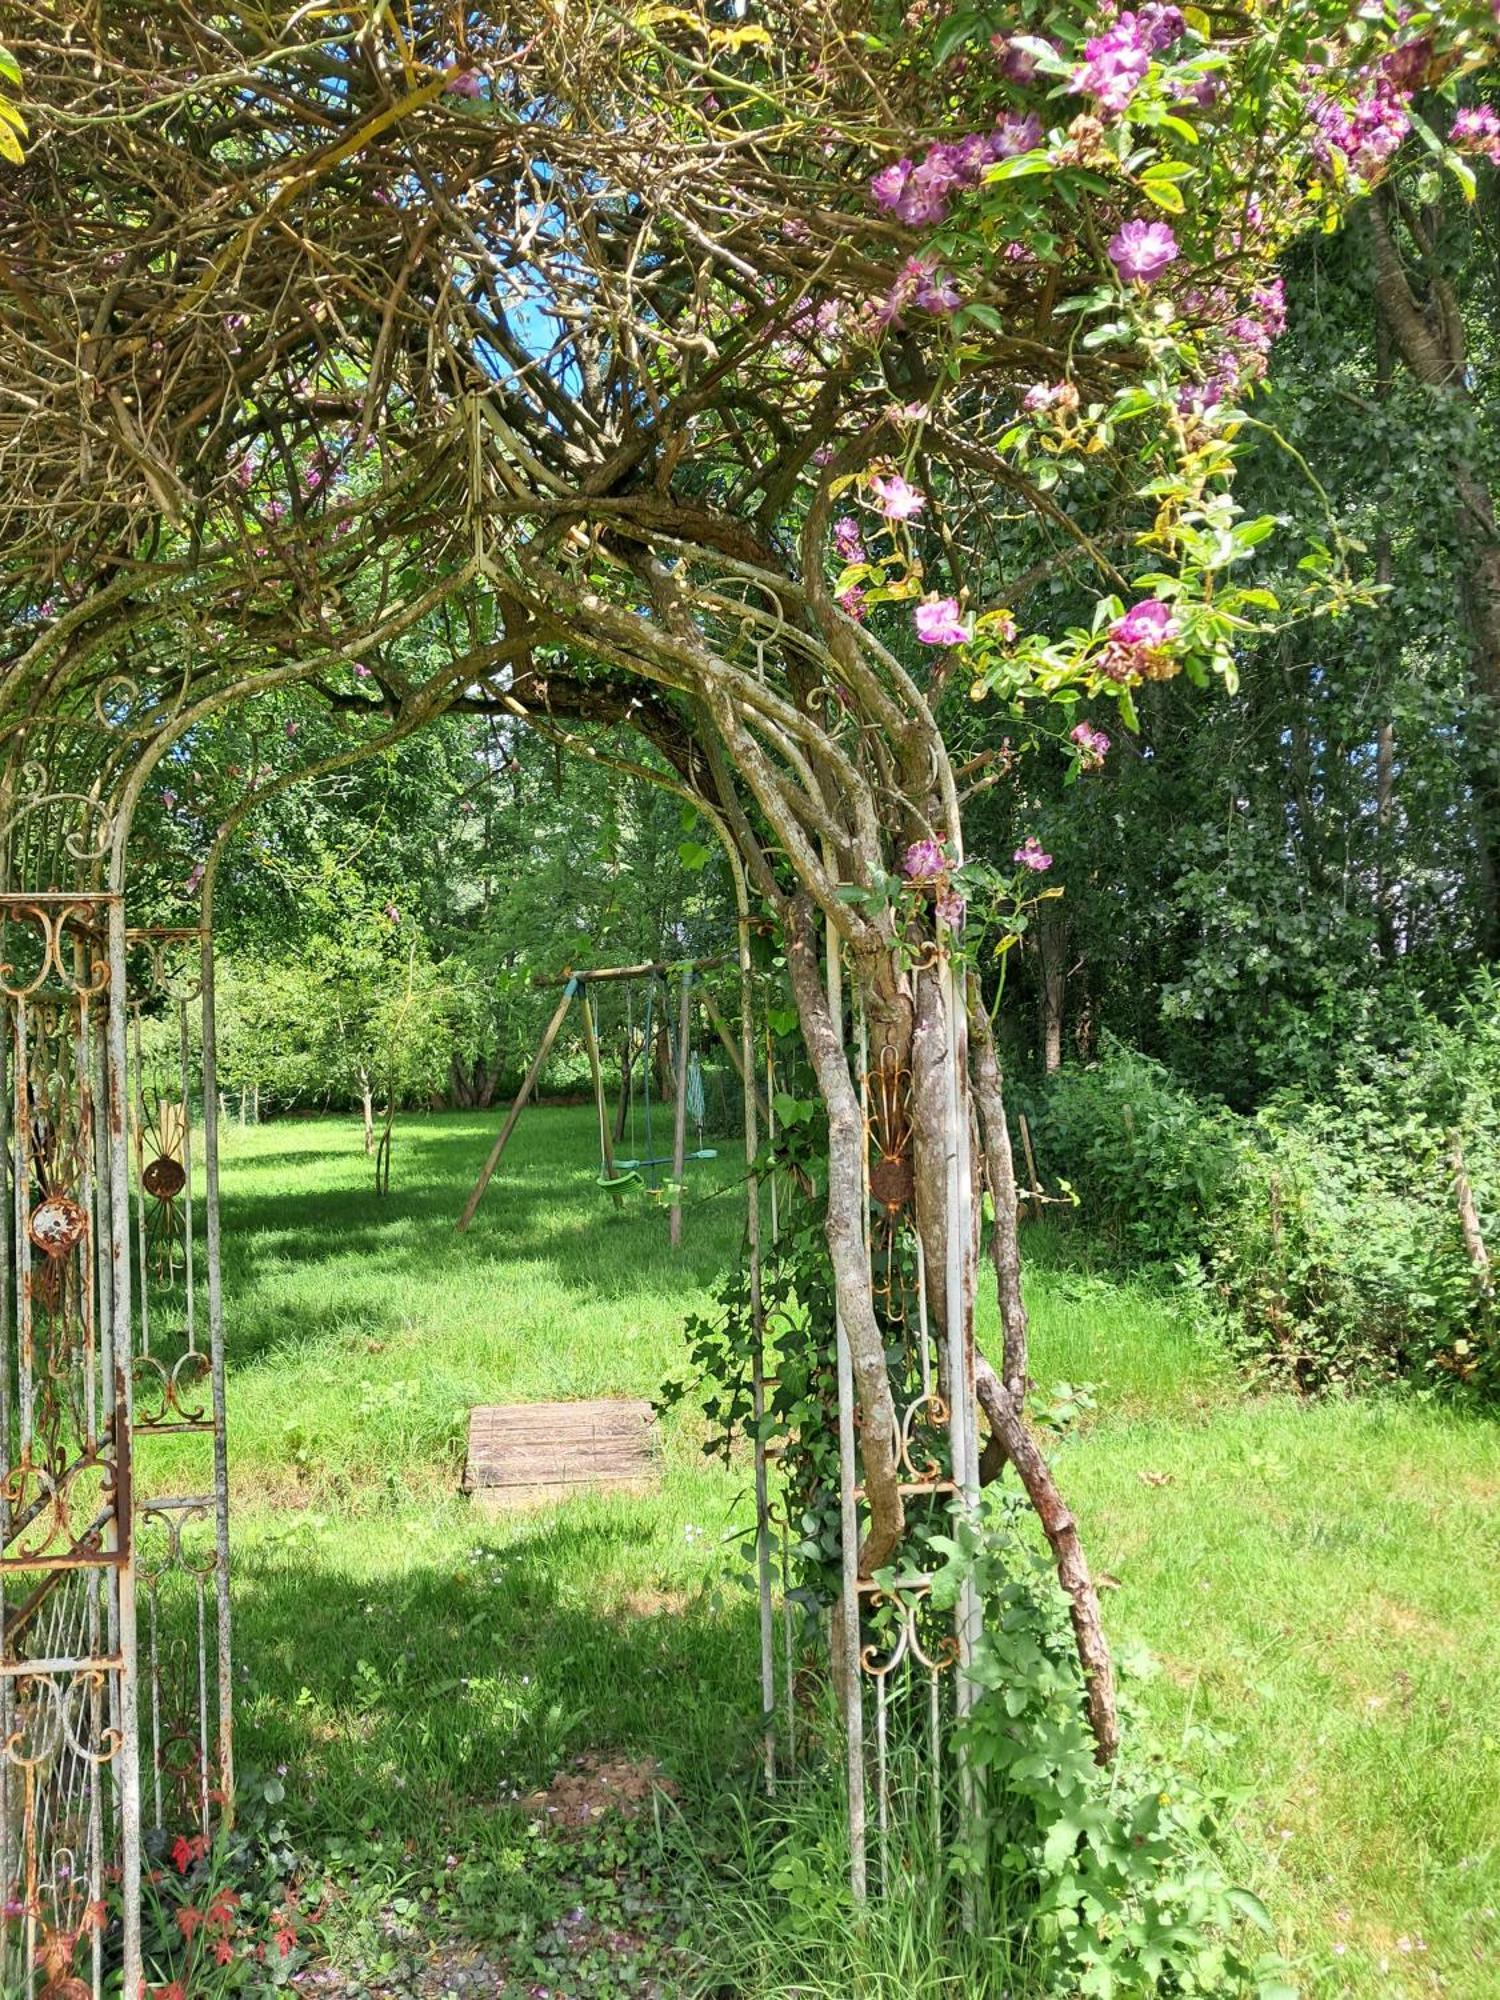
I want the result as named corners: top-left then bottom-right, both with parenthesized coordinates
top-left (1042, 1812), bottom-right (1085, 1872)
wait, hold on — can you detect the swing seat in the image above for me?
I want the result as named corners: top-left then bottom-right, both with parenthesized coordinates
top-left (615, 1149), bottom-right (718, 1173)
top-left (597, 1168), bottom-right (643, 1191)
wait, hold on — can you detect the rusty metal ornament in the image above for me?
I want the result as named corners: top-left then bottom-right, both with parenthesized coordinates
top-left (868, 1153), bottom-right (913, 1214)
top-left (865, 1044), bottom-right (914, 1217)
top-left (142, 1155), bottom-right (186, 1202)
top-left (28, 1193), bottom-right (87, 1260)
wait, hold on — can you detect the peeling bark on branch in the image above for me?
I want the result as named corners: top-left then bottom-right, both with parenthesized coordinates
top-left (784, 904), bottom-right (905, 1575)
top-left (973, 1355), bottom-right (1120, 1766)
top-left (968, 983), bottom-right (1029, 1403)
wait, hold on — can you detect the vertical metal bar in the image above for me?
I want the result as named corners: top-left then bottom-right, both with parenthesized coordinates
top-left (668, 969), bottom-right (692, 1250)
top-left (929, 1665), bottom-right (942, 1848)
top-left (939, 953), bottom-right (984, 1913)
top-left (875, 1665), bottom-right (889, 1892)
top-left (147, 1583), bottom-right (162, 1830)
top-left (93, 997), bottom-right (113, 1450)
top-left (914, 1234), bottom-right (933, 1399)
top-left (196, 1575), bottom-right (210, 1837)
top-left (89, 1581), bottom-right (103, 2000)
top-left (940, 957), bottom-right (981, 1674)
top-left (199, 924), bottom-right (235, 1822)
top-left (0, 993), bottom-right (12, 1540)
top-left (14, 999), bottom-right (32, 1463)
top-left (105, 896), bottom-right (142, 1997)
top-left (0, 992), bottom-right (11, 1991)
top-left (826, 932), bottom-right (867, 1903)
top-left (129, 1005), bottom-right (149, 1357)
top-left (95, 987), bottom-right (121, 1794)
top-left (762, 1009), bottom-right (795, 1769)
top-left (765, 1030), bottom-right (779, 1246)
top-left (834, 1305), bottom-right (867, 1904)
top-left (733, 922), bottom-right (775, 1792)
top-left (179, 996), bottom-right (196, 1350)
top-left (780, 1529), bottom-right (796, 1769)
top-left (73, 976), bottom-right (97, 1448)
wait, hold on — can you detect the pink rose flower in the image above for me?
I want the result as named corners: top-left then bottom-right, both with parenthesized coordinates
top-left (914, 597), bottom-right (970, 647)
top-left (1108, 218), bottom-right (1180, 282)
top-left (869, 473), bottom-right (926, 521)
top-left (1110, 598), bottom-right (1178, 648)
top-left (903, 838), bottom-right (947, 881)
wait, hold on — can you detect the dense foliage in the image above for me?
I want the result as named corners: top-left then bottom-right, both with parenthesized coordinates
top-left (1033, 980), bottom-right (1498, 1394)
top-left (974, 158), bottom-right (1500, 1102)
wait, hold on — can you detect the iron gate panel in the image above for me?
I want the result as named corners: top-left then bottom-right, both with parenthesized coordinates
top-left (0, 899), bottom-right (233, 1998)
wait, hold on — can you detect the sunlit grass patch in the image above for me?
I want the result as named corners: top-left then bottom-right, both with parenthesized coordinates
top-left (209, 1108), bottom-right (1500, 1998)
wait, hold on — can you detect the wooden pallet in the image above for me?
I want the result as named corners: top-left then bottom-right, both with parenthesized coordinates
top-left (462, 1398), bottom-right (660, 1512)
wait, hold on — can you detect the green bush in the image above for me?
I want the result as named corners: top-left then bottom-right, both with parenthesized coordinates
top-left (1029, 1038), bottom-right (1238, 1267)
top-left (1205, 1117), bottom-right (1478, 1394)
top-left (1033, 993), bottom-right (1497, 1397)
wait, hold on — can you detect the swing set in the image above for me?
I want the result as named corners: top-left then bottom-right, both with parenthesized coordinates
top-left (454, 953), bottom-right (750, 1244)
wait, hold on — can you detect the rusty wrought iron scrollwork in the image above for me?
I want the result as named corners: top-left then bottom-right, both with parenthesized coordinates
top-left (0, 877), bottom-right (235, 1997)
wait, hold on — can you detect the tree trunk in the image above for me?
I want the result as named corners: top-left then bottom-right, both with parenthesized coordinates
top-left (784, 903), bottom-right (905, 1574)
top-left (973, 1357), bottom-right (1119, 1764)
top-left (1369, 193), bottom-right (1500, 952)
top-left (477, 1048), bottom-right (504, 1110)
top-left (359, 1071), bottom-right (375, 1154)
top-left (1035, 901), bottom-right (1067, 1074)
top-left (968, 977), bottom-right (1119, 1763)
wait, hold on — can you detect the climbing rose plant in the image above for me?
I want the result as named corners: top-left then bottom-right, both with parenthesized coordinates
top-left (832, 0), bottom-right (1495, 755)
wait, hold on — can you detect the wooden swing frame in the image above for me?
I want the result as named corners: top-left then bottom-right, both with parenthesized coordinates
top-left (454, 953), bottom-right (746, 1241)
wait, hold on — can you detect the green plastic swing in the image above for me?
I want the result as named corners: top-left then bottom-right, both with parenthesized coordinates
top-left (596, 973), bottom-right (716, 1194)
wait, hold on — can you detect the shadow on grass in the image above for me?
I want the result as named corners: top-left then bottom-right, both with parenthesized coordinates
top-left (228, 1506), bottom-right (768, 1847)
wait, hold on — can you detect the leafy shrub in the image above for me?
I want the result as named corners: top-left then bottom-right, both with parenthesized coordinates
top-left (1205, 1118), bottom-right (1478, 1394)
top-left (931, 1498), bottom-right (1294, 1999)
top-left (1034, 995), bottom-right (1497, 1397)
top-left (1028, 1038), bottom-right (1238, 1266)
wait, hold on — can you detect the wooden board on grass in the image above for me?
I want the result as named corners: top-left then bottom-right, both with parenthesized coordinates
top-left (462, 1398), bottom-right (659, 1511)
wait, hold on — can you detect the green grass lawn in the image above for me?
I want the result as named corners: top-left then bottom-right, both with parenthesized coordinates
top-left (174, 1106), bottom-right (1500, 1999)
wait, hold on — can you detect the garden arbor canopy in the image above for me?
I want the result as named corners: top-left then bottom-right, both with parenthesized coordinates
top-left (0, 3), bottom-right (1111, 1961)
top-left (0, 0), bottom-right (1081, 1628)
